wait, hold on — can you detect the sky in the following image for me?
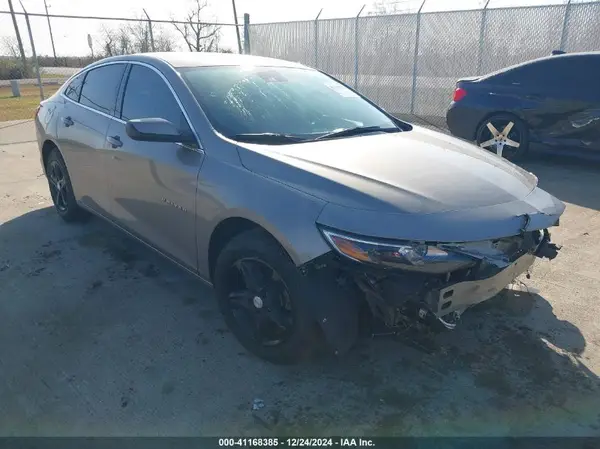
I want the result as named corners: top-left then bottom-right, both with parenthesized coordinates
top-left (0, 0), bottom-right (578, 57)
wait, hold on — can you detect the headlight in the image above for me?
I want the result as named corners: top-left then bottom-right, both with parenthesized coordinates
top-left (320, 228), bottom-right (475, 273)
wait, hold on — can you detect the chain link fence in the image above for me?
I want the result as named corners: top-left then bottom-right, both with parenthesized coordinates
top-left (0, 9), bottom-right (241, 97)
top-left (1, 1), bottom-right (599, 126)
top-left (249, 0), bottom-right (600, 130)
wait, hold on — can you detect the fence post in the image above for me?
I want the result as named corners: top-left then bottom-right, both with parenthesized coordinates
top-left (10, 80), bottom-right (21, 97)
top-left (243, 13), bottom-right (251, 54)
top-left (410, 0), bottom-right (426, 115)
top-left (314, 9), bottom-right (322, 68)
top-left (354, 5), bottom-right (365, 90)
top-left (231, 0), bottom-right (243, 54)
top-left (43, 0), bottom-right (57, 62)
top-left (8, 0), bottom-right (28, 75)
top-left (143, 9), bottom-right (155, 52)
top-left (19, 1), bottom-right (44, 101)
top-left (559, 0), bottom-right (572, 51)
top-left (476, 0), bottom-right (491, 75)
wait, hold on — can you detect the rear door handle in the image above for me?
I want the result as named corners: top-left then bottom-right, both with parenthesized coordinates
top-left (61, 116), bottom-right (74, 127)
top-left (106, 135), bottom-right (123, 149)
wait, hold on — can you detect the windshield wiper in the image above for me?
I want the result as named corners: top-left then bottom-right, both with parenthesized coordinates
top-left (313, 125), bottom-right (400, 141)
top-left (232, 133), bottom-right (306, 144)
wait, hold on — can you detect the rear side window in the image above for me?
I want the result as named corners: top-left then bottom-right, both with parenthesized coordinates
top-left (490, 55), bottom-right (596, 94)
top-left (79, 64), bottom-right (126, 116)
top-left (492, 60), bottom-right (559, 86)
top-left (64, 72), bottom-right (84, 102)
top-left (490, 55), bottom-right (599, 91)
top-left (121, 65), bottom-right (189, 132)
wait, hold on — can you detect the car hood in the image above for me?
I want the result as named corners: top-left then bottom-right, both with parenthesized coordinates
top-left (237, 126), bottom-right (537, 213)
top-left (237, 126), bottom-right (565, 241)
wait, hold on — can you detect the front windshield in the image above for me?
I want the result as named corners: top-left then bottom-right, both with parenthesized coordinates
top-left (179, 65), bottom-right (399, 142)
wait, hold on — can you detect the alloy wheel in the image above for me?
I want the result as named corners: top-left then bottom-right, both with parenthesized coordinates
top-left (225, 258), bottom-right (295, 347)
top-left (47, 160), bottom-right (69, 212)
top-left (477, 120), bottom-right (522, 159)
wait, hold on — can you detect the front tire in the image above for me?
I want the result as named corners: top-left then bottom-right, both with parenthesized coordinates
top-left (476, 114), bottom-right (529, 161)
top-left (46, 148), bottom-right (88, 223)
top-left (213, 229), bottom-right (320, 364)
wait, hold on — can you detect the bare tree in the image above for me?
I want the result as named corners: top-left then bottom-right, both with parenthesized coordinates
top-left (155, 29), bottom-right (177, 52)
top-left (1, 36), bottom-right (20, 59)
top-left (98, 20), bottom-right (177, 57)
top-left (171, 0), bottom-right (221, 52)
top-left (368, 0), bottom-right (415, 15)
top-left (117, 27), bottom-right (132, 55)
top-left (129, 19), bottom-right (152, 53)
top-left (99, 25), bottom-right (117, 57)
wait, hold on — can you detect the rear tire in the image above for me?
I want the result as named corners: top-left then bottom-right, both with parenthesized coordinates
top-left (46, 148), bottom-right (89, 223)
top-left (476, 113), bottom-right (529, 162)
top-left (213, 229), bottom-right (320, 364)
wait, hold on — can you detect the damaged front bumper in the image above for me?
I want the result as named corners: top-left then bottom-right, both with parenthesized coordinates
top-left (431, 252), bottom-right (535, 320)
top-left (317, 228), bottom-right (560, 331)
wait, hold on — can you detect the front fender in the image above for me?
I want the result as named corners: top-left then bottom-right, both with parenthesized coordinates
top-left (195, 156), bottom-right (331, 278)
top-left (195, 156), bottom-right (361, 355)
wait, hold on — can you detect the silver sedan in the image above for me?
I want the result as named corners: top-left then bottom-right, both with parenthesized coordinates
top-left (35, 52), bottom-right (564, 363)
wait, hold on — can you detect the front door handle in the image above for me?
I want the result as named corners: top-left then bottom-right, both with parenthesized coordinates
top-left (106, 135), bottom-right (123, 149)
top-left (61, 116), bottom-right (74, 127)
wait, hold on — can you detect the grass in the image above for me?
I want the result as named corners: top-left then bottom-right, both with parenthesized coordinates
top-left (0, 84), bottom-right (60, 121)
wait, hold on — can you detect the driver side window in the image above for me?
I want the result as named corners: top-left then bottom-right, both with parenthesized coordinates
top-left (121, 65), bottom-right (191, 135)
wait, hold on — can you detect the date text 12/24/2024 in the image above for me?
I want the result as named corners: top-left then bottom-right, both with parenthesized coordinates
top-left (218, 439), bottom-right (375, 447)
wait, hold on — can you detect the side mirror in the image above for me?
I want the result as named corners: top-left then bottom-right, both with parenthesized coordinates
top-left (125, 118), bottom-right (196, 144)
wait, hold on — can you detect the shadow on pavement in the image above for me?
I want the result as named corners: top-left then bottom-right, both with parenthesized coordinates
top-left (522, 155), bottom-right (600, 211)
top-left (268, 288), bottom-right (600, 436)
top-left (0, 205), bottom-right (598, 437)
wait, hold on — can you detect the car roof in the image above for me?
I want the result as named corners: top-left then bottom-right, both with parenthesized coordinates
top-left (481, 50), bottom-right (600, 79)
top-left (91, 52), bottom-right (310, 70)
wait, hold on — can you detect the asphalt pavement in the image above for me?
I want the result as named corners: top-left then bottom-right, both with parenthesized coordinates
top-left (0, 120), bottom-right (599, 436)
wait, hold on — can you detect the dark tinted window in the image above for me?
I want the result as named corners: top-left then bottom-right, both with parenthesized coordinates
top-left (64, 72), bottom-right (84, 102)
top-left (79, 64), bottom-right (126, 115)
top-left (490, 55), bottom-right (598, 92)
top-left (121, 65), bottom-right (188, 132)
top-left (492, 60), bottom-right (560, 87)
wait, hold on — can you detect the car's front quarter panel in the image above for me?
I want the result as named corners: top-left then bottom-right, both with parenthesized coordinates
top-left (194, 152), bottom-right (331, 279)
